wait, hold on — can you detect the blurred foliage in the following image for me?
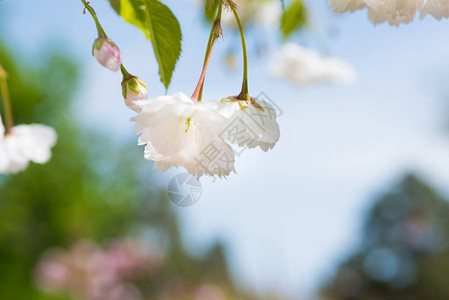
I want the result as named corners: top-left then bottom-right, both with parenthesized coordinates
top-left (281, 0), bottom-right (307, 39)
top-left (321, 174), bottom-right (449, 300)
top-left (199, 0), bottom-right (308, 33)
top-left (0, 42), bottom-right (143, 299)
top-left (0, 41), bottom-right (253, 299)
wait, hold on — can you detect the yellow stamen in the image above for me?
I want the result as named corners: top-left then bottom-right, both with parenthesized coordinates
top-left (185, 118), bottom-right (191, 133)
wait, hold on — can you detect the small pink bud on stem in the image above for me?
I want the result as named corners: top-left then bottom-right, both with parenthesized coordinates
top-left (92, 38), bottom-right (122, 72)
top-left (81, 0), bottom-right (121, 71)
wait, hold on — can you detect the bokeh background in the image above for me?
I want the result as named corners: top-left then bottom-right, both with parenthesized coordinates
top-left (2, 0), bottom-right (449, 299)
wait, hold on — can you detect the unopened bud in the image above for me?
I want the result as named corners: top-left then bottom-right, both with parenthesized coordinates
top-left (92, 38), bottom-right (121, 72)
top-left (121, 77), bottom-right (148, 112)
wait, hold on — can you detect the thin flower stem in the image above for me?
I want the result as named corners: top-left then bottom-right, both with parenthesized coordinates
top-left (0, 65), bottom-right (14, 133)
top-left (82, 1), bottom-right (134, 83)
top-left (82, 1), bottom-right (132, 77)
top-left (198, 24), bottom-right (216, 101)
top-left (198, 2), bottom-right (223, 101)
top-left (191, 38), bottom-right (217, 102)
top-left (80, 0), bottom-right (107, 37)
top-left (227, 0), bottom-right (249, 99)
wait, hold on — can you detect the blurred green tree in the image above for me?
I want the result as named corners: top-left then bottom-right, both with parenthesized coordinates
top-left (0, 41), bottom-right (148, 299)
top-left (321, 174), bottom-right (449, 300)
top-left (0, 42), bottom-right (241, 299)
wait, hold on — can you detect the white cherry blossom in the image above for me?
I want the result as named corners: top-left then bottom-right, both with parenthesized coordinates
top-left (330, 0), bottom-right (449, 25)
top-left (330, 0), bottom-right (421, 25)
top-left (209, 98), bottom-right (280, 152)
top-left (365, 0), bottom-right (423, 26)
top-left (420, 0), bottom-right (449, 20)
top-left (330, 0), bottom-right (366, 12)
top-left (132, 93), bottom-right (235, 178)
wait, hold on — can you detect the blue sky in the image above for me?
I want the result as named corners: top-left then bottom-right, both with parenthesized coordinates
top-left (3, 0), bottom-right (449, 298)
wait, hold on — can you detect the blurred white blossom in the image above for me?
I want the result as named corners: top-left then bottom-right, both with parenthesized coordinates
top-left (0, 116), bottom-right (57, 174)
top-left (192, 0), bottom-right (282, 28)
top-left (330, 0), bottom-right (449, 25)
top-left (420, 0), bottom-right (449, 20)
top-left (269, 43), bottom-right (357, 85)
top-left (221, 0), bottom-right (282, 28)
top-left (254, 1), bottom-right (282, 27)
top-left (194, 284), bottom-right (226, 300)
top-left (330, 0), bottom-right (366, 13)
top-left (132, 93), bottom-right (236, 178)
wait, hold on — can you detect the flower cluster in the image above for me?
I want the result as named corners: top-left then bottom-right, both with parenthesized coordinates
top-left (92, 39), bottom-right (149, 111)
top-left (330, 0), bottom-right (449, 25)
top-left (82, 0), bottom-right (280, 180)
top-left (81, 1), bottom-right (149, 110)
top-left (0, 118), bottom-right (57, 174)
top-left (269, 43), bottom-right (357, 85)
top-left (35, 239), bottom-right (162, 300)
top-left (132, 93), bottom-right (280, 178)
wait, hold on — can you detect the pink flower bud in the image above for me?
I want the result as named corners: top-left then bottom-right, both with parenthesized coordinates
top-left (92, 38), bottom-right (122, 72)
top-left (121, 77), bottom-right (148, 112)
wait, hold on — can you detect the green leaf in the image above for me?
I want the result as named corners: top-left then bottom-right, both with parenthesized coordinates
top-left (143, 0), bottom-right (182, 89)
top-left (109, 0), bottom-right (149, 39)
top-left (281, 0), bottom-right (307, 39)
top-left (205, 0), bottom-right (220, 22)
top-left (109, 0), bottom-right (121, 14)
top-left (108, 0), bottom-right (182, 89)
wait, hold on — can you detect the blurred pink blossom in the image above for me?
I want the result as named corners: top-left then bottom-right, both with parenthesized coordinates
top-left (194, 284), bottom-right (226, 300)
top-left (35, 238), bottom-right (162, 300)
